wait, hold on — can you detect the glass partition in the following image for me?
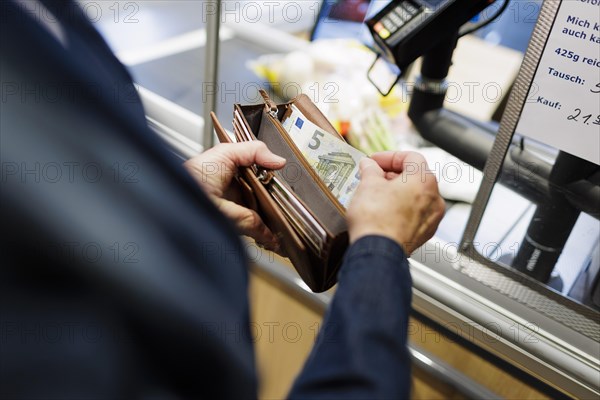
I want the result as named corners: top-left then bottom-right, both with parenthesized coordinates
top-left (461, 0), bottom-right (600, 324)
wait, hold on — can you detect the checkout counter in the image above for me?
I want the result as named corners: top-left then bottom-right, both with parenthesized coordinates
top-left (92, 1), bottom-right (599, 398)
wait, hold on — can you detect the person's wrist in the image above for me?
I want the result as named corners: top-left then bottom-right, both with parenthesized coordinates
top-left (343, 235), bottom-right (409, 276)
top-left (349, 227), bottom-right (410, 254)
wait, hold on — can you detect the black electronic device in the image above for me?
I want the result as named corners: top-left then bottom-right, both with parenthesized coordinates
top-left (366, 0), bottom-right (496, 74)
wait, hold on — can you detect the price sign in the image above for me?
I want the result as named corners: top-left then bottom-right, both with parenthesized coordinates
top-left (516, 0), bottom-right (600, 165)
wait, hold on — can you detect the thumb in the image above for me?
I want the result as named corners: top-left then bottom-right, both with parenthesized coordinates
top-left (252, 141), bottom-right (287, 170)
top-left (359, 157), bottom-right (384, 181)
top-left (224, 141), bottom-right (286, 170)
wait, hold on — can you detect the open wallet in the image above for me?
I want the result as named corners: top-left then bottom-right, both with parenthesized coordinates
top-left (210, 90), bottom-right (349, 292)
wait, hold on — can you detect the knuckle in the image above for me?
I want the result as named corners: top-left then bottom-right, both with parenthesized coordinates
top-left (391, 152), bottom-right (404, 168)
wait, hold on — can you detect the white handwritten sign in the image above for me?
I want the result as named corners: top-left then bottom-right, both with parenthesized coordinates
top-left (516, 0), bottom-right (600, 165)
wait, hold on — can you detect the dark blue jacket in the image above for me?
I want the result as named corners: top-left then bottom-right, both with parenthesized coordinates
top-left (0, 1), bottom-right (412, 398)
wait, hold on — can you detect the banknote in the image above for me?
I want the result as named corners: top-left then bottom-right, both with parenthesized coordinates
top-left (282, 105), bottom-right (365, 208)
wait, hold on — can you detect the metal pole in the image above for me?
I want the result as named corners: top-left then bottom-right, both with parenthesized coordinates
top-left (202, 0), bottom-right (221, 150)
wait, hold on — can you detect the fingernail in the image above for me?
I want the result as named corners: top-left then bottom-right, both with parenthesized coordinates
top-left (273, 155), bottom-right (286, 164)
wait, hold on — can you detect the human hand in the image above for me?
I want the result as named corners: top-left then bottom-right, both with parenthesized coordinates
top-left (347, 151), bottom-right (445, 254)
top-left (184, 141), bottom-right (286, 252)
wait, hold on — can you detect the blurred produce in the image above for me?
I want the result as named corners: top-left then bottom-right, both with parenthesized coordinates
top-left (248, 39), bottom-right (405, 155)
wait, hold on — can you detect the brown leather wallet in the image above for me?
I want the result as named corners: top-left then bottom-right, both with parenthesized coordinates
top-left (210, 90), bottom-right (348, 292)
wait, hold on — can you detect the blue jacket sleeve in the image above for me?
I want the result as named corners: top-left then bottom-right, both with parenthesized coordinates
top-left (289, 235), bottom-right (413, 400)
